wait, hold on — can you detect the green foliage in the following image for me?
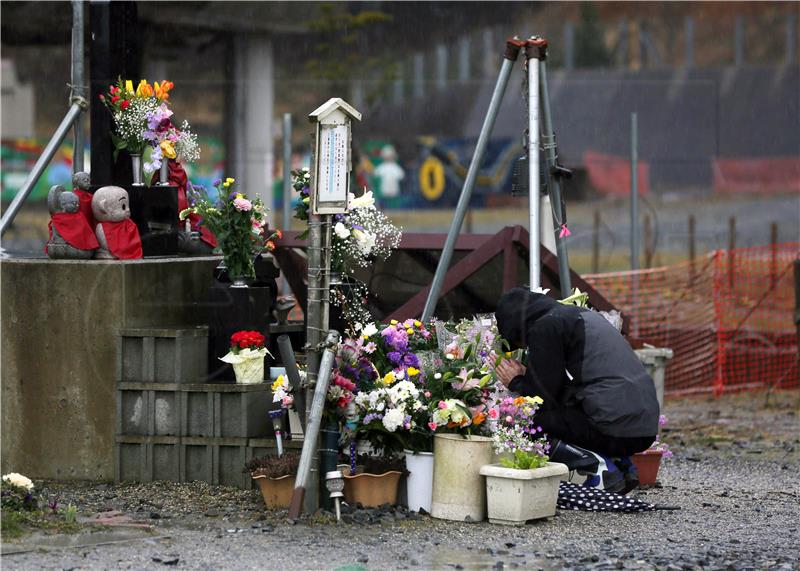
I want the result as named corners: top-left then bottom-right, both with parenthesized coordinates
top-left (575, 2), bottom-right (611, 68)
top-left (499, 450), bottom-right (550, 471)
top-left (304, 3), bottom-right (395, 95)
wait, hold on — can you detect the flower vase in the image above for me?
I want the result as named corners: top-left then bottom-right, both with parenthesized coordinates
top-left (232, 355), bottom-right (265, 384)
top-left (230, 276), bottom-right (249, 288)
top-left (431, 434), bottom-right (494, 522)
top-left (158, 159), bottom-right (170, 185)
top-left (343, 468), bottom-right (402, 508)
top-left (130, 153), bottom-right (144, 186)
top-left (479, 462), bottom-right (568, 525)
top-left (404, 450), bottom-right (434, 513)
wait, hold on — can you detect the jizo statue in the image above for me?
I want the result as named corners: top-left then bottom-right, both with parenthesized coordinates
top-left (92, 186), bottom-right (143, 260)
top-left (45, 184), bottom-right (98, 259)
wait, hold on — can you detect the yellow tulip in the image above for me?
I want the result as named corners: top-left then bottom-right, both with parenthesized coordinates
top-left (160, 141), bottom-right (177, 159)
top-left (125, 80), bottom-right (134, 93)
top-left (135, 80), bottom-right (153, 97)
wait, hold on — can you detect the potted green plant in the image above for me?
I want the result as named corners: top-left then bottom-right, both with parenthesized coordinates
top-left (220, 330), bottom-right (271, 384)
top-left (244, 452), bottom-right (300, 509)
top-left (480, 395), bottom-right (568, 525)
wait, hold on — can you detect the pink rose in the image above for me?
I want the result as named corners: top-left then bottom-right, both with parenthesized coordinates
top-left (233, 197), bottom-right (252, 212)
top-left (428, 422), bottom-right (438, 431)
top-left (488, 408), bottom-right (499, 419)
top-left (438, 401), bottom-right (448, 410)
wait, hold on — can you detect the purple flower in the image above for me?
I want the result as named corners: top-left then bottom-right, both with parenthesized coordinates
top-left (402, 352), bottom-right (420, 368)
top-left (213, 178), bottom-right (222, 188)
top-left (387, 351), bottom-right (403, 366)
top-left (229, 190), bottom-right (238, 200)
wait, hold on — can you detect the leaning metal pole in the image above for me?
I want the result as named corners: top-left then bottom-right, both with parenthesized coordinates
top-left (71, 0), bottom-right (85, 174)
top-left (538, 51), bottom-right (572, 294)
top-left (526, 38), bottom-right (543, 290)
top-left (281, 113), bottom-right (292, 295)
top-left (288, 330), bottom-right (340, 519)
top-left (421, 38), bottom-right (524, 322)
top-left (0, 102), bottom-right (86, 237)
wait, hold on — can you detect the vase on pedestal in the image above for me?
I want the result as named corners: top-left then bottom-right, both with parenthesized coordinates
top-left (131, 153), bottom-right (144, 186)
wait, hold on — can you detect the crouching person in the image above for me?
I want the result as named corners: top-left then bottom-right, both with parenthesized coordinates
top-left (494, 287), bottom-right (659, 494)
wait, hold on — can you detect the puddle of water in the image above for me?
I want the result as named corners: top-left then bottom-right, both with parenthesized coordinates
top-left (2, 529), bottom-right (166, 554)
top-left (421, 547), bottom-right (553, 570)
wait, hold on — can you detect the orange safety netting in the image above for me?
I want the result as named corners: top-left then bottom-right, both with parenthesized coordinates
top-left (583, 244), bottom-right (799, 397)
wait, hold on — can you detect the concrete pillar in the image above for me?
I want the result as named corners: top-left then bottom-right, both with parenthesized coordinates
top-left (458, 35), bottom-right (471, 82)
top-left (786, 14), bottom-right (797, 65)
top-left (414, 52), bottom-right (424, 98)
top-left (684, 16), bottom-right (694, 68)
top-left (734, 15), bottom-right (744, 66)
top-left (436, 44), bottom-right (448, 90)
top-left (563, 22), bottom-right (575, 70)
top-left (393, 62), bottom-right (404, 105)
top-left (231, 36), bottom-right (274, 224)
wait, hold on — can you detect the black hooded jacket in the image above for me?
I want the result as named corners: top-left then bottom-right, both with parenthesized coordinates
top-left (495, 287), bottom-right (659, 438)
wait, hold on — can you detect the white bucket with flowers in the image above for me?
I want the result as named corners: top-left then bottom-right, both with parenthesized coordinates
top-left (220, 330), bottom-right (271, 384)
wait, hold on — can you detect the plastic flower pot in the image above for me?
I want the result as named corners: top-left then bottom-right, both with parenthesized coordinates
top-left (404, 450), bottom-right (434, 513)
top-left (252, 474), bottom-right (295, 509)
top-left (343, 469), bottom-right (402, 508)
top-left (631, 450), bottom-right (664, 485)
top-left (479, 462), bottom-right (568, 525)
top-left (232, 355), bottom-right (265, 384)
top-left (431, 434), bottom-right (494, 522)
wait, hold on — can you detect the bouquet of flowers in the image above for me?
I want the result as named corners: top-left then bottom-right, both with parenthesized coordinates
top-left (326, 371), bottom-right (358, 419)
top-left (488, 395), bottom-right (550, 470)
top-left (141, 102), bottom-right (200, 173)
top-left (220, 330), bottom-right (270, 363)
top-left (292, 169), bottom-right (402, 327)
top-left (1, 472), bottom-right (36, 512)
top-left (352, 380), bottom-right (429, 455)
top-left (99, 78), bottom-right (173, 159)
top-left (180, 177), bottom-right (281, 280)
top-left (271, 374), bottom-right (294, 409)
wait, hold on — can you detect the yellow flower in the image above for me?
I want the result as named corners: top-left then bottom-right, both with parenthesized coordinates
top-left (160, 140), bottom-right (177, 159)
top-left (505, 352), bottom-right (512, 357)
top-left (125, 80), bottom-right (134, 93)
top-left (406, 328), bottom-right (414, 335)
top-left (271, 375), bottom-right (285, 391)
top-left (390, 320), bottom-right (398, 325)
top-left (225, 177), bottom-right (235, 185)
top-left (407, 367), bottom-right (419, 377)
top-left (382, 371), bottom-right (395, 386)
top-left (414, 320), bottom-right (422, 328)
top-left (135, 80), bottom-right (153, 97)
top-left (531, 396), bottom-right (544, 405)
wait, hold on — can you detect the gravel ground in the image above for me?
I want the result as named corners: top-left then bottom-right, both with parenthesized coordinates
top-left (3, 390), bottom-right (798, 571)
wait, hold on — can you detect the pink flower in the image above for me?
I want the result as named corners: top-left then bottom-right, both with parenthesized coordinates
top-left (364, 342), bottom-right (377, 354)
top-left (428, 422), bottom-right (438, 431)
top-left (438, 401), bottom-right (448, 410)
top-left (233, 197), bottom-right (252, 211)
top-left (424, 391), bottom-right (431, 398)
top-left (282, 396), bottom-right (294, 407)
top-left (505, 415), bottom-right (513, 424)
top-left (488, 408), bottom-right (499, 419)
top-left (251, 218), bottom-right (264, 231)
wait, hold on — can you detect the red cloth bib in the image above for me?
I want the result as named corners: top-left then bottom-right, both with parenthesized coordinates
top-left (73, 189), bottom-right (96, 229)
top-left (151, 160), bottom-right (217, 248)
top-left (101, 219), bottom-right (143, 259)
top-left (48, 212), bottom-right (100, 251)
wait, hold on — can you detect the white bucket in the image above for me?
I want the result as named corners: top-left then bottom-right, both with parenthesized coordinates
top-left (404, 450), bottom-right (434, 513)
top-left (431, 434), bottom-right (493, 522)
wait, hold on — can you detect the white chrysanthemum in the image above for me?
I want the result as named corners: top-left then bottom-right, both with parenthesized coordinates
top-left (361, 323), bottom-right (378, 337)
top-left (334, 222), bottom-right (350, 239)
top-left (382, 407), bottom-right (405, 432)
top-left (2, 472), bottom-right (33, 492)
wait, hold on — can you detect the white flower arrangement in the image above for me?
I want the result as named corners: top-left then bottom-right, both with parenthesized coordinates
top-left (2, 472), bottom-right (33, 492)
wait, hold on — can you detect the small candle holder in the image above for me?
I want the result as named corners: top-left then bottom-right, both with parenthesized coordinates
top-left (325, 470), bottom-right (345, 522)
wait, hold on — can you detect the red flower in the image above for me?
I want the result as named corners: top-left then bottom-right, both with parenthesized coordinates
top-left (230, 330), bottom-right (265, 350)
top-left (275, 230), bottom-right (283, 239)
top-left (98, 94), bottom-right (105, 102)
top-left (120, 100), bottom-right (130, 110)
top-left (265, 240), bottom-right (275, 251)
top-left (111, 95), bottom-right (120, 104)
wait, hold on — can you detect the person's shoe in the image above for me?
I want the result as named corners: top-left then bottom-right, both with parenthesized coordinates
top-left (548, 439), bottom-right (600, 472)
top-left (579, 450), bottom-right (625, 494)
top-left (615, 456), bottom-right (640, 494)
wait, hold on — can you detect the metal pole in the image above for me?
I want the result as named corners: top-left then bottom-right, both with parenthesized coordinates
top-left (277, 334), bottom-right (306, 428)
top-left (0, 102), bottom-right (85, 237)
top-left (281, 113), bottom-right (292, 295)
top-left (630, 112), bottom-right (639, 270)
top-left (288, 330), bottom-right (340, 519)
top-left (539, 54), bottom-right (572, 294)
top-left (421, 38), bottom-right (523, 322)
top-left (71, 0), bottom-right (85, 174)
top-left (527, 39), bottom-right (544, 290)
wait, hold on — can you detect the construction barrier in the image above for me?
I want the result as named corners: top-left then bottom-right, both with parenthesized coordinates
top-left (583, 150), bottom-right (650, 197)
top-left (712, 157), bottom-right (800, 195)
top-left (584, 243), bottom-right (799, 397)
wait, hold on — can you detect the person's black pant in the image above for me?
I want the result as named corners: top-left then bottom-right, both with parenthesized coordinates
top-left (536, 407), bottom-right (655, 458)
